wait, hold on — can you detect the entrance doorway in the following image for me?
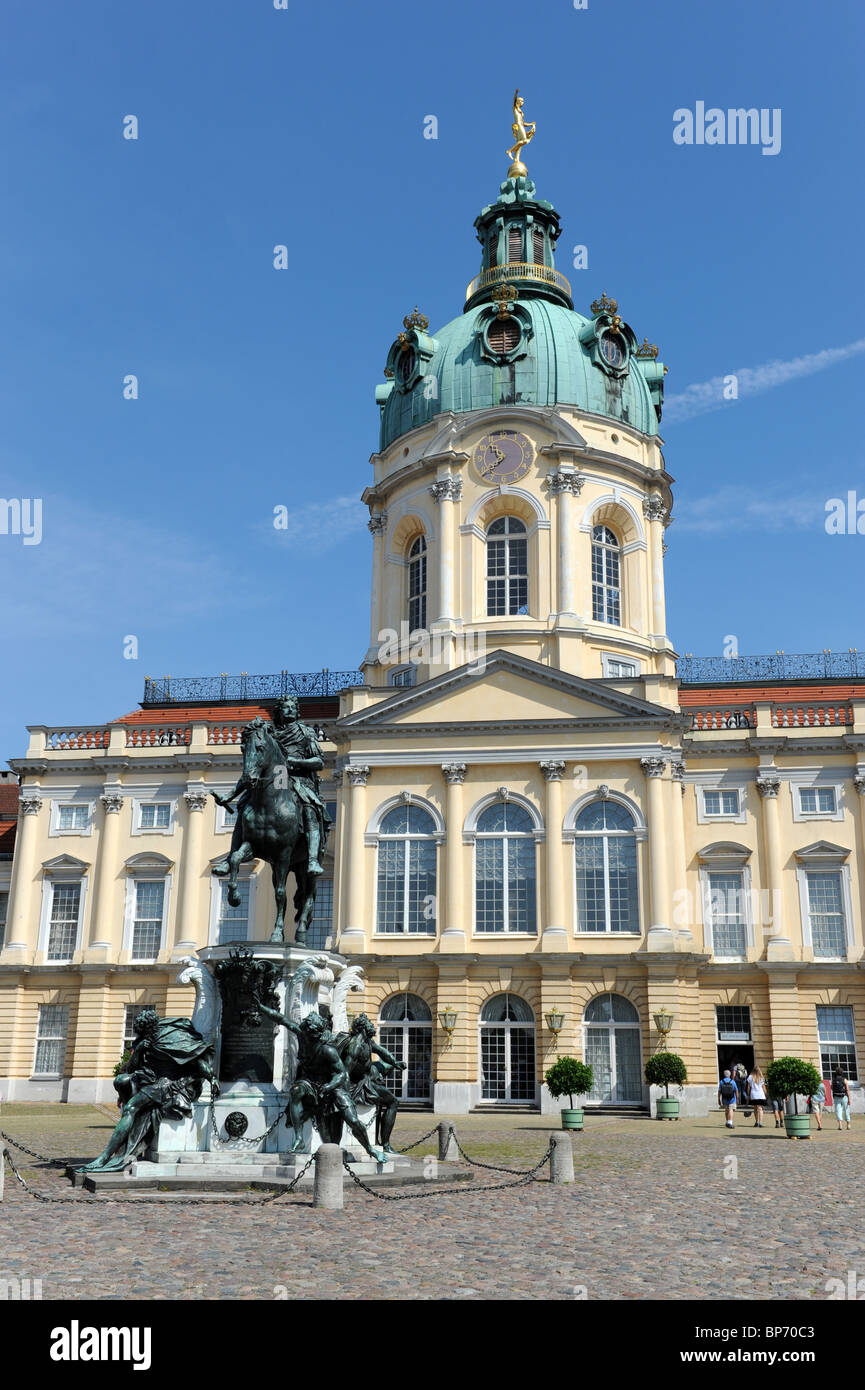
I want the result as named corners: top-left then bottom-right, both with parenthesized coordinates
top-left (583, 993), bottom-right (643, 1106)
top-left (715, 1004), bottom-right (754, 1087)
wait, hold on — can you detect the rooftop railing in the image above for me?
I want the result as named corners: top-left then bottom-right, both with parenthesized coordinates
top-left (676, 652), bottom-right (865, 683)
top-left (464, 261), bottom-right (572, 304)
top-left (142, 670), bottom-right (363, 704)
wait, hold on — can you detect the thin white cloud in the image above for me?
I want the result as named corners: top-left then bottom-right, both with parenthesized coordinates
top-left (673, 484), bottom-right (827, 533)
top-left (266, 495), bottom-right (366, 549)
top-left (664, 339), bottom-right (865, 424)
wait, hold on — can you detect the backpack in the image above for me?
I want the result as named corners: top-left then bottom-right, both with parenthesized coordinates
top-left (832, 1076), bottom-right (847, 1098)
top-left (720, 1078), bottom-right (738, 1102)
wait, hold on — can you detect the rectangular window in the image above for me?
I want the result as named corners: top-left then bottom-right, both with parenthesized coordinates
top-left (215, 879), bottom-right (249, 945)
top-left (575, 837), bottom-right (639, 934)
top-left (47, 882), bottom-right (81, 960)
top-left (716, 1005), bottom-right (751, 1042)
top-left (507, 225), bottom-right (522, 262)
top-left (706, 871), bottom-right (747, 957)
top-left (475, 838), bottom-right (536, 934)
top-left (0, 888), bottom-right (8, 949)
top-left (33, 1004), bottom-right (69, 1076)
top-left (123, 1003), bottom-right (147, 1054)
top-left (799, 787), bottom-right (836, 815)
top-left (703, 789), bottom-right (740, 817)
top-left (532, 226), bottom-right (545, 265)
top-left (390, 666), bottom-right (415, 688)
top-left (816, 1005), bottom-right (858, 1081)
top-left (805, 871), bottom-right (847, 958)
top-left (306, 878), bottom-right (333, 951)
top-left (606, 660), bottom-right (637, 678)
top-left (57, 804), bottom-right (88, 831)
top-left (131, 879), bottom-right (165, 959)
top-left (139, 803), bottom-right (171, 830)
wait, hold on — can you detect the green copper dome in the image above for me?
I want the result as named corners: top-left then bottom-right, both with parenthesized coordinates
top-left (377, 176), bottom-right (665, 451)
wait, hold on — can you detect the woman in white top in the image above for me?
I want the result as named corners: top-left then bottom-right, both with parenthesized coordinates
top-left (748, 1067), bottom-right (767, 1127)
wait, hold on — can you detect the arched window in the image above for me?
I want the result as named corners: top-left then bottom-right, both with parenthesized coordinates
top-left (378, 993), bottom-right (433, 1103)
top-left (583, 993), bottom-right (642, 1106)
top-left (480, 993), bottom-right (536, 1102)
top-left (376, 805), bottom-right (437, 935)
top-left (475, 801), bottom-right (537, 934)
top-left (486, 517), bottom-right (528, 616)
top-left (408, 536), bottom-right (427, 632)
top-left (575, 800), bottom-right (640, 934)
top-left (591, 524), bottom-right (621, 625)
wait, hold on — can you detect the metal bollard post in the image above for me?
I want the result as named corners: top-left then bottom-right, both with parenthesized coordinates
top-left (438, 1121), bottom-right (459, 1162)
top-left (549, 1131), bottom-right (575, 1184)
top-left (313, 1144), bottom-right (344, 1209)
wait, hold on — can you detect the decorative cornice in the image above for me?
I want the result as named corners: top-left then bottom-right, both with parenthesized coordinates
top-left (441, 762), bottom-right (467, 785)
top-left (546, 470), bottom-right (584, 497)
top-left (429, 477), bottom-right (463, 504)
top-left (756, 774), bottom-right (781, 799)
top-left (367, 512), bottom-right (388, 536)
top-left (642, 494), bottom-right (668, 523)
top-left (100, 792), bottom-right (124, 814)
top-left (184, 790), bottom-right (209, 812)
top-left (346, 765), bottom-right (371, 788)
top-left (539, 760), bottom-right (566, 781)
top-left (640, 756), bottom-right (667, 779)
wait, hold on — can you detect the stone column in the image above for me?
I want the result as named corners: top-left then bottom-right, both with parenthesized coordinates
top-left (86, 790), bottom-right (125, 959)
top-left (367, 512), bottom-right (388, 657)
top-left (177, 788), bottom-right (208, 951)
top-left (756, 773), bottom-right (793, 960)
top-left (4, 790), bottom-right (43, 956)
top-left (547, 470), bottom-right (583, 618)
top-left (441, 763), bottom-right (467, 948)
top-left (429, 477), bottom-right (462, 624)
top-left (854, 770), bottom-right (865, 932)
top-left (643, 494), bottom-right (668, 639)
top-left (540, 760), bottom-right (567, 948)
top-left (342, 765), bottom-right (370, 953)
top-left (641, 757), bottom-right (671, 945)
top-left (669, 761), bottom-right (691, 948)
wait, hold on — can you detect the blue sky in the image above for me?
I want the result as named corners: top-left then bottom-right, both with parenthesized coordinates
top-left (1, 0), bottom-right (863, 761)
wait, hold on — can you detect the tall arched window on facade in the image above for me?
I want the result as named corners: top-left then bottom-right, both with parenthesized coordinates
top-left (408, 536), bottom-right (427, 632)
top-left (475, 801), bottom-right (537, 934)
top-left (480, 994), bottom-right (536, 1103)
top-left (574, 800), bottom-right (640, 934)
top-left (378, 993), bottom-right (433, 1103)
top-left (486, 517), bottom-right (528, 616)
top-left (376, 805), bottom-right (437, 935)
top-left (583, 993), bottom-right (642, 1106)
top-left (591, 524), bottom-right (621, 625)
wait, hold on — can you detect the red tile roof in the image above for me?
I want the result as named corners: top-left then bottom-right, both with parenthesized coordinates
top-left (678, 683), bottom-right (865, 706)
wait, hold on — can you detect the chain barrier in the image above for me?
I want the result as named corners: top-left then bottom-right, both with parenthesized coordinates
top-left (394, 1124), bottom-right (439, 1154)
top-left (208, 1103), bottom-right (284, 1152)
top-left (0, 1128), bottom-right (70, 1167)
top-left (340, 1142), bottom-right (553, 1201)
top-left (447, 1127), bottom-right (550, 1175)
top-left (1, 1143), bottom-right (314, 1206)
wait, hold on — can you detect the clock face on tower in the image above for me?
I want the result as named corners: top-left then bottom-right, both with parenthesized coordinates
top-left (473, 430), bottom-right (534, 485)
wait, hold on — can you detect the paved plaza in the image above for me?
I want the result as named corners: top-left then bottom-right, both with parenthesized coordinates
top-left (1, 1104), bottom-right (862, 1301)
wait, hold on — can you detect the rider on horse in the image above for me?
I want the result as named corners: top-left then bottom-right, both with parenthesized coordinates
top-left (213, 695), bottom-right (330, 879)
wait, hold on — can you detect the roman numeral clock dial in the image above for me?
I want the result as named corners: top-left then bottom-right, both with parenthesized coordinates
top-left (473, 430), bottom-right (534, 485)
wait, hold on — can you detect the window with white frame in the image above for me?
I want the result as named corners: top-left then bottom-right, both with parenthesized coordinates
top-left (475, 802), bottom-right (537, 934)
top-left (376, 806), bottom-right (437, 934)
top-left (716, 1005), bottom-right (752, 1042)
top-left (591, 524), bottom-right (621, 625)
top-left (123, 1003), bottom-right (148, 1055)
top-left (703, 789), bottom-right (740, 818)
top-left (574, 800), bottom-right (639, 934)
top-left (378, 993), bottom-right (433, 1103)
top-left (798, 787), bottom-right (837, 816)
top-left (479, 994), bottom-right (536, 1102)
top-left (306, 877), bottom-right (333, 950)
top-left (389, 666), bottom-right (416, 688)
top-left (486, 517), bottom-right (528, 616)
top-left (215, 879), bottom-right (249, 945)
top-left (56, 804), bottom-right (90, 832)
top-left (803, 871), bottom-right (848, 958)
top-left (407, 536), bottom-right (427, 632)
top-left (215, 798), bottom-right (236, 832)
top-left (704, 871), bottom-right (748, 958)
top-left (46, 882), bottom-right (81, 960)
top-left (138, 802), bottom-right (172, 831)
top-left (602, 655), bottom-right (638, 678)
top-left (131, 879), bottom-right (165, 959)
top-left (0, 887), bottom-right (8, 949)
top-left (816, 1005), bottom-right (858, 1081)
top-left (33, 1004), bottom-right (69, 1076)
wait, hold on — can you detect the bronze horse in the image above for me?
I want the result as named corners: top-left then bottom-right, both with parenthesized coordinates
top-left (214, 717), bottom-right (317, 942)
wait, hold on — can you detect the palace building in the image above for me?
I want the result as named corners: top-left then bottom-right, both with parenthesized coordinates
top-left (3, 153), bottom-right (865, 1115)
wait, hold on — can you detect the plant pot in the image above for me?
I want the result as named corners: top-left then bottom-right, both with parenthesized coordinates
top-left (561, 1108), bottom-right (584, 1130)
top-left (656, 1097), bottom-right (680, 1121)
top-left (784, 1112), bottom-right (812, 1140)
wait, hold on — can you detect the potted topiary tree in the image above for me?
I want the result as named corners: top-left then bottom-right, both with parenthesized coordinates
top-left (766, 1057), bottom-right (822, 1139)
top-left (644, 1053), bottom-right (688, 1119)
top-left (544, 1057), bottom-right (594, 1130)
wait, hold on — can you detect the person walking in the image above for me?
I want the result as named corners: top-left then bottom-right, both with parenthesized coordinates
top-left (734, 1061), bottom-right (750, 1116)
top-left (808, 1078), bottom-right (826, 1132)
top-left (718, 1069), bottom-right (739, 1128)
top-left (769, 1088), bottom-right (785, 1128)
top-left (831, 1070), bottom-right (851, 1130)
top-left (747, 1066), bottom-right (767, 1127)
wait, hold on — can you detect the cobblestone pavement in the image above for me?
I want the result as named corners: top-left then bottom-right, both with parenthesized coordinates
top-left (1, 1104), bottom-right (862, 1301)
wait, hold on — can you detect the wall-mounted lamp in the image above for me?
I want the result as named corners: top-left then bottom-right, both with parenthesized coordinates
top-left (439, 1007), bottom-right (458, 1047)
top-left (653, 1009), bottom-right (674, 1050)
top-left (545, 1009), bottom-right (565, 1052)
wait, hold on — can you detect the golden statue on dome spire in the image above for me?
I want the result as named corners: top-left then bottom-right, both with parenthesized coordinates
top-left (506, 89), bottom-right (535, 178)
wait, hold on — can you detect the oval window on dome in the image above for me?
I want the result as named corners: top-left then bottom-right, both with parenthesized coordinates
top-left (397, 347), bottom-right (416, 383)
top-left (486, 318), bottom-right (521, 355)
top-left (600, 333), bottom-right (625, 368)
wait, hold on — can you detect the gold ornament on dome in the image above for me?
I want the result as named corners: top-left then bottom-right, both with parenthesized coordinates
top-left (636, 337), bottom-right (659, 359)
top-left (490, 283), bottom-right (518, 319)
top-left (590, 291), bottom-right (618, 316)
top-left (506, 88), bottom-right (536, 177)
top-left (402, 306), bottom-right (429, 332)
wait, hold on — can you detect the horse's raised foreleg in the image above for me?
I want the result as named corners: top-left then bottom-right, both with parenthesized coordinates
top-left (226, 841), bottom-right (254, 908)
top-left (270, 855), bottom-right (292, 943)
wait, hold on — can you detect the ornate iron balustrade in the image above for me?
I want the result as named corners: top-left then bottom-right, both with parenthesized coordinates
top-left (677, 652), bottom-right (865, 684)
top-left (142, 670), bottom-right (363, 705)
top-left (465, 261), bottom-right (572, 304)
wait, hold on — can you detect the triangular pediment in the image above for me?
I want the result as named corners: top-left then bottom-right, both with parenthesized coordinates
top-left (339, 651), bottom-right (683, 733)
top-left (42, 853), bottom-right (89, 875)
top-left (794, 840), bottom-right (850, 862)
